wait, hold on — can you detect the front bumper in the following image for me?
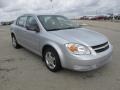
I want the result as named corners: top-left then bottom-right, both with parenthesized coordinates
top-left (72, 53), bottom-right (112, 71)
top-left (61, 44), bottom-right (113, 71)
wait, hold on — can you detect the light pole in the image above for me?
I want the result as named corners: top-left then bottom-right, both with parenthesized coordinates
top-left (112, 8), bottom-right (115, 21)
top-left (50, 0), bottom-right (53, 9)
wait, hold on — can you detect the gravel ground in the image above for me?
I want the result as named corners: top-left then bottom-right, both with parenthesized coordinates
top-left (0, 21), bottom-right (120, 90)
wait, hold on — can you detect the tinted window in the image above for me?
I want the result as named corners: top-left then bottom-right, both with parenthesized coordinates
top-left (26, 16), bottom-right (39, 31)
top-left (16, 16), bottom-right (27, 27)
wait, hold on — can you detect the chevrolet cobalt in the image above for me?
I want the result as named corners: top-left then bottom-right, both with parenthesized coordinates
top-left (10, 14), bottom-right (113, 72)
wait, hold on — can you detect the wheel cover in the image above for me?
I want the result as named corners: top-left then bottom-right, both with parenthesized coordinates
top-left (45, 51), bottom-right (56, 69)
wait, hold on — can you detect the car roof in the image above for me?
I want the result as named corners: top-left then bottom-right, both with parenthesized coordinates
top-left (22, 13), bottom-right (62, 17)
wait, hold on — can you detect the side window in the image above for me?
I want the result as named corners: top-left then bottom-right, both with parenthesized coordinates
top-left (26, 16), bottom-right (39, 31)
top-left (16, 16), bottom-right (27, 27)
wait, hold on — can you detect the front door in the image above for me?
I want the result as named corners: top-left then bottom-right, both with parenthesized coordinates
top-left (23, 16), bottom-right (40, 54)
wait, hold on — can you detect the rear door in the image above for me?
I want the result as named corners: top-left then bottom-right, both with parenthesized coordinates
top-left (15, 16), bottom-right (27, 45)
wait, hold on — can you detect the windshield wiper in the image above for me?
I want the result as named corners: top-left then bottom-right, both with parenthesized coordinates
top-left (60, 27), bottom-right (80, 30)
top-left (63, 27), bottom-right (76, 29)
top-left (47, 27), bottom-right (80, 31)
top-left (47, 28), bottom-right (63, 31)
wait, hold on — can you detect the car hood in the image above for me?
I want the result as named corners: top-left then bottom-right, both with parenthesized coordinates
top-left (50, 28), bottom-right (108, 46)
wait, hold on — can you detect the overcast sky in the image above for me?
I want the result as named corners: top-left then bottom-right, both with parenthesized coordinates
top-left (0, 0), bottom-right (120, 21)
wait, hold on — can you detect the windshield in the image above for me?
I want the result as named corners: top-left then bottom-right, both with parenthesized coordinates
top-left (38, 15), bottom-right (80, 31)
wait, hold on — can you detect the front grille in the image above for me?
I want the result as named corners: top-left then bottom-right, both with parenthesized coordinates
top-left (91, 42), bottom-right (109, 53)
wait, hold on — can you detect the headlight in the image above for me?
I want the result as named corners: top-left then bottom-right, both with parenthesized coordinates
top-left (65, 43), bottom-right (91, 55)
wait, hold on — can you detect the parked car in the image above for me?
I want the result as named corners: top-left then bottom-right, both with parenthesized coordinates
top-left (90, 16), bottom-right (107, 20)
top-left (10, 14), bottom-right (113, 72)
top-left (1, 21), bottom-right (14, 25)
top-left (1, 22), bottom-right (7, 25)
top-left (80, 16), bottom-right (89, 20)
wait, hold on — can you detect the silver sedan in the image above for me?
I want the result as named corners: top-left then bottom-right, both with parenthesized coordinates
top-left (10, 14), bottom-right (113, 72)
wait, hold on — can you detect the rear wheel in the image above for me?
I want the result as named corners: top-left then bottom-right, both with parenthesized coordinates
top-left (12, 35), bottom-right (21, 49)
top-left (43, 48), bottom-right (62, 72)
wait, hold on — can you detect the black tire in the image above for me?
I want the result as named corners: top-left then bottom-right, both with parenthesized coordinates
top-left (12, 35), bottom-right (21, 49)
top-left (43, 47), bottom-right (62, 72)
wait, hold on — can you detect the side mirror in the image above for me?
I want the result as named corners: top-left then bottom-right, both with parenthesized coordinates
top-left (26, 25), bottom-right (40, 32)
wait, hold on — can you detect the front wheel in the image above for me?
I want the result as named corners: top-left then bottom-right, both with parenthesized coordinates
top-left (43, 48), bottom-right (62, 72)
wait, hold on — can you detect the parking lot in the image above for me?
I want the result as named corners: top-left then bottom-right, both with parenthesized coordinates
top-left (0, 21), bottom-right (120, 90)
